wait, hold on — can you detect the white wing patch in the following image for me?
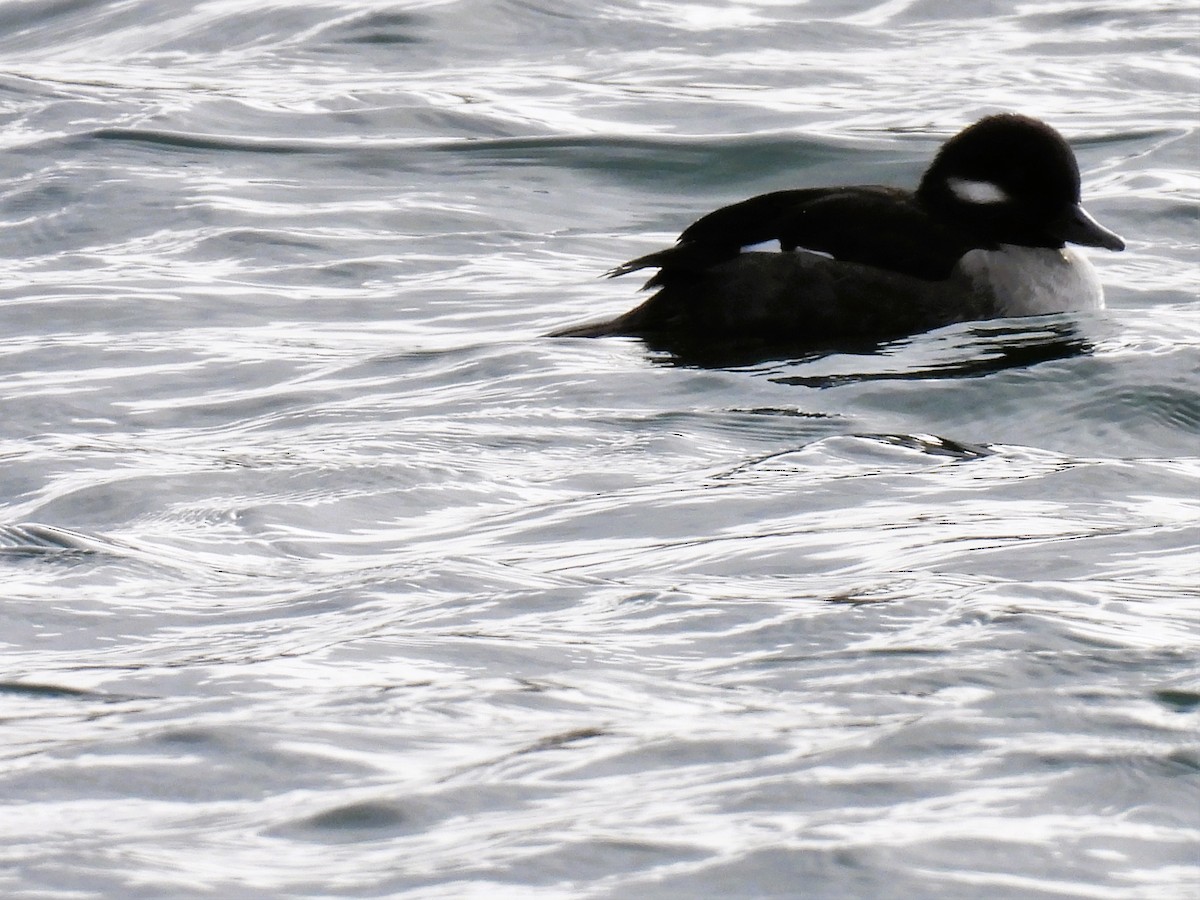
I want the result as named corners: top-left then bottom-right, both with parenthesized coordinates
top-left (740, 239), bottom-right (783, 253)
top-left (739, 240), bottom-right (834, 259)
top-left (947, 177), bottom-right (1009, 205)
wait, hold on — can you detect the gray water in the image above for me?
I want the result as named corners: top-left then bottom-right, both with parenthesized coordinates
top-left (1, 2), bottom-right (1198, 898)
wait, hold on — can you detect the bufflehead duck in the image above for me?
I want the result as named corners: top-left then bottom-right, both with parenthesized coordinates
top-left (553, 114), bottom-right (1124, 345)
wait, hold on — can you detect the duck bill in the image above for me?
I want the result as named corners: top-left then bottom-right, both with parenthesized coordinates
top-left (1059, 203), bottom-right (1125, 251)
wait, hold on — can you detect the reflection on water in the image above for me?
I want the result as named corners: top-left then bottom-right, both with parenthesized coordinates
top-left (633, 315), bottom-right (1098, 377)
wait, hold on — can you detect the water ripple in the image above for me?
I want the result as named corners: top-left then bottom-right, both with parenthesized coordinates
top-left (1, 0), bottom-right (1197, 897)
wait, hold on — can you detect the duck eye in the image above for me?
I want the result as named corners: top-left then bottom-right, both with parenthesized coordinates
top-left (1005, 164), bottom-right (1032, 190)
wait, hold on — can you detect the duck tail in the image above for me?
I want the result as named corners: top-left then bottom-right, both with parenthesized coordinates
top-left (604, 242), bottom-right (731, 284)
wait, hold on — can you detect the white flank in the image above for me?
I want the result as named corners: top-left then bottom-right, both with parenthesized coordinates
top-left (958, 245), bottom-right (1104, 316)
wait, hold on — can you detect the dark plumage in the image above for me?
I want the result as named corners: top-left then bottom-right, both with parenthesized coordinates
top-left (553, 114), bottom-right (1124, 346)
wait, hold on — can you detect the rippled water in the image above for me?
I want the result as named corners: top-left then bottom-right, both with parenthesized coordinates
top-left (1, 1), bottom-right (1198, 897)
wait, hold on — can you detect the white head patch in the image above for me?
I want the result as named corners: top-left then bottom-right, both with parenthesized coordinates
top-left (947, 177), bottom-right (1009, 205)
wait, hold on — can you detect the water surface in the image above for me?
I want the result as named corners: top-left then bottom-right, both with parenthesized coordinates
top-left (1, 1), bottom-right (1198, 897)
